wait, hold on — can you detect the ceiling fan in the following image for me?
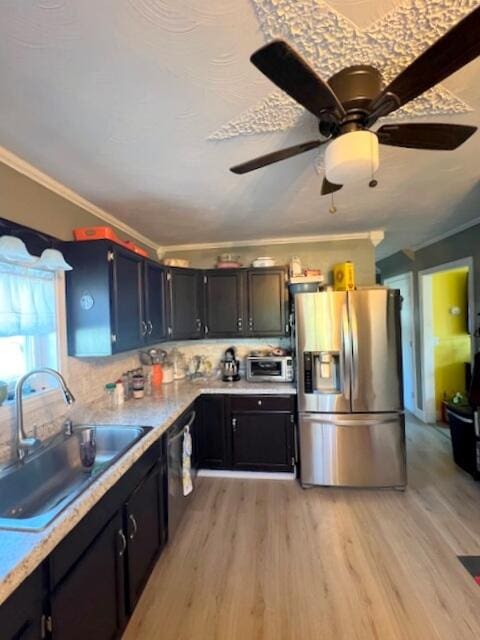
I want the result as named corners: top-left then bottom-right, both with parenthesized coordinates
top-left (229, 6), bottom-right (480, 195)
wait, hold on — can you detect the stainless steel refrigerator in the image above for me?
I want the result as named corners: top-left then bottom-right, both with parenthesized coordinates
top-left (296, 288), bottom-right (406, 488)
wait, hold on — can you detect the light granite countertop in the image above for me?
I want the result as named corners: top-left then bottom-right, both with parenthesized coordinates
top-left (0, 378), bottom-right (296, 606)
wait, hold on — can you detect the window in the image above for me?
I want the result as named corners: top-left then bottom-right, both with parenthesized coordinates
top-left (0, 263), bottom-right (61, 398)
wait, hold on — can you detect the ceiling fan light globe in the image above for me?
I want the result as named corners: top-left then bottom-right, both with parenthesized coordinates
top-left (325, 130), bottom-right (379, 185)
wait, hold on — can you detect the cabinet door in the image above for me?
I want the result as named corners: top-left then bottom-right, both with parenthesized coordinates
top-left (0, 567), bottom-right (44, 640)
top-left (144, 261), bottom-right (168, 344)
top-left (199, 395), bottom-right (228, 469)
top-left (50, 512), bottom-right (126, 640)
top-left (125, 466), bottom-right (162, 612)
top-left (168, 268), bottom-right (204, 340)
top-left (231, 412), bottom-right (293, 472)
top-left (247, 268), bottom-right (288, 336)
top-left (204, 270), bottom-right (245, 337)
top-left (112, 248), bottom-right (144, 352)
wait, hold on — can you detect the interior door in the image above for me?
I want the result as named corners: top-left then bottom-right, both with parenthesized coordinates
top-left (299, 413), bottom-right (406, 488)
top-left (384, 274), bottom-right (416, 413)
top-left (204, 270), bottom-right (245, 337)
top-left (348, 289), bottom-right (403, 413)
top-left (295, 291), bottom-right (350, 413)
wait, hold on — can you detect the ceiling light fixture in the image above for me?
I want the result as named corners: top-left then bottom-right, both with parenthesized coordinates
top-left (325, 130), bottom-right (379, 185)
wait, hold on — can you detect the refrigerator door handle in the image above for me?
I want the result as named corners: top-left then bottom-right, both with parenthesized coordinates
top-left (326, 417), bottom-right (399, 427)
top-left (350, 302), bottom-right (359, 399)
top-left (341, 304), bottom-right (351, 401)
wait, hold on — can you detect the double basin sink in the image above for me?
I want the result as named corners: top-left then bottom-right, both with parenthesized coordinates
top-left (0, 425), bottom-right (152, 532)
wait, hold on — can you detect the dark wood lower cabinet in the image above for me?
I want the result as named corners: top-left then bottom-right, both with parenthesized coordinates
top-left (198, 395), bottom-right (296, 472)
top-left (231, 412), bottom-right (294, 472)
top-left (0, 567), bottom-right (44, 640)
top-left (199, 395), bottom-right (228, 469)
top-left (50, 511), bottom-right (126, 640)
top-left (125, 465), bottom-right (163, 612)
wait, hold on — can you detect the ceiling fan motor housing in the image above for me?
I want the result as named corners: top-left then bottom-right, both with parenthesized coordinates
top-left (327, 65), bottom-right (382, 115)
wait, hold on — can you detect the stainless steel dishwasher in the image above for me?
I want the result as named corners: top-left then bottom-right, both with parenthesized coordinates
top-left (167, 408), bottom-right (197, 540)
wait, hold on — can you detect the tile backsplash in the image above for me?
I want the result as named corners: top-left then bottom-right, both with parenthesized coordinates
top-left (160, 337), bottom-right (292, 373)
top-left (0, 337), bottom-right (292, 465)
top-left (0, 350), bottom-right (140, 465)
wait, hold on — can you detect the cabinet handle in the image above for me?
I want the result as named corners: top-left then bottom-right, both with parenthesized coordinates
top-left (237, 318), bottom-right (243, 330)
top-left (248, 317), bottom-right (254, 330)
top-left (128, 514), bottom-right (138, 541)
top-left (141, 320), bottom-right (148, 336)
top-left (118, 529), bottom-right (127, 556)
top-left (196, 318), bottom-right (202, 331)
top-left (257, 400), bottom-right (262, 406)
top-left (147, 320), bottom-right (153, 335)
top-left (232, 417), bottom-right (237, 432)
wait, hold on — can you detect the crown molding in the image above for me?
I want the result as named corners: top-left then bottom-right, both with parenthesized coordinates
top-left (411, 215), bottom-right (480, 253)
top-left (0, 145), bottom-right (159, 251)
top-left (378, 215), bottom-right (480, 262)
top-left (157, 230), bottom-right (384, 258)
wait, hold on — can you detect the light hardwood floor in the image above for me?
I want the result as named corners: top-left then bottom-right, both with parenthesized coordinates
top-left (123, 417), bottom-right (480, 640)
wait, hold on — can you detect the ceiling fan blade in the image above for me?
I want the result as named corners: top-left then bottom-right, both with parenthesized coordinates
top-left (321, 178), bottom-right (343, 195)
top-left (377, 123), bottom-right (477, 150)
top-left (230, 140), bottom-right (324, 174)
top-left (369, 6), bottom-right (480, 116)
top-left (250, 40), bottom-right (346, 122)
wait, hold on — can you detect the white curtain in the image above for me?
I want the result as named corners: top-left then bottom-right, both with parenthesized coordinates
top-left (0, 263), bottom-right (56, 336)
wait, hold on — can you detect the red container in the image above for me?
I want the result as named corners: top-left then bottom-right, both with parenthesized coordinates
top-left (73, 227), bottom-right (148, 257)
top-left (123, 241), bottom-right (148, 257)
top-left (73, 226), bottom-right (119, 242)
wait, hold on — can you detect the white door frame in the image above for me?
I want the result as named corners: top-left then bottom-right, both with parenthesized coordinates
top-left (384, 272), bottom-right (418, 416)
top-left (418, 257), bottom-right (474, 423)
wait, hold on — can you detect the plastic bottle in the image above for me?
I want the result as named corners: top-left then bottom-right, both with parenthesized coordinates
top-left (105, 383), bottom-right (116, 409)
top-left (115, 380), bottom-right (124, 406)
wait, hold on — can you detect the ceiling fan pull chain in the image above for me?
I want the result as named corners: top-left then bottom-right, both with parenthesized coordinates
top-left (329, 192), bottom-right (337, 214)
top-left (369, 133), bottom-right (378, 188)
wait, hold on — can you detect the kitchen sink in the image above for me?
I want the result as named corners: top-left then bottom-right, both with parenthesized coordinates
top-left (0, 425), bottom-right (152, 532)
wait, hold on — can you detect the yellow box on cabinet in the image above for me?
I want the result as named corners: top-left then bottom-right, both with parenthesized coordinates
top-left (333, 261), bottom-right (355, 291)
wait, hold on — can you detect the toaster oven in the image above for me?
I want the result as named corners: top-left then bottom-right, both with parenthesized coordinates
top-left (246, 356), bottom-right (294, 382)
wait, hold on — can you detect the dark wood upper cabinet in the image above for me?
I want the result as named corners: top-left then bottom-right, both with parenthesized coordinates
top-left (144, 260), bottom-right (168, 344)
top-left (50, 511), bottom-right (126, 640)
top-left (204, 270), bottom-right (245, 338)
top-left (64, 242), bottom-right (289, 354)
top-left (111, 247), bottom-right (145, 353)
top-left (247, 268), bottom-right (288, 337)
top-left (64, 241), bottom-right (170, 355)
top-left (168, 268), bottom-right (204, 340)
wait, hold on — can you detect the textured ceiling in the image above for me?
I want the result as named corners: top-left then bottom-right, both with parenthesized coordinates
top-left (0, 0), bottom-right (479, 259)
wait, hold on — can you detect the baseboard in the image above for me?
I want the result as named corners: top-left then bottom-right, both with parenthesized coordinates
top-left (412, 406), bottom-right (428, 423)
top-left (198, 469), bottom-right (296, 480)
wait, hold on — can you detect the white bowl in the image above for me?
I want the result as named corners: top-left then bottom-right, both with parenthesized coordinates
top-left (252, 256), bottom-right (275, 268)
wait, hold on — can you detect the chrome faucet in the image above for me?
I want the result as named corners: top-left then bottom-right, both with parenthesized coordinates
top-left (15, 368), bottom-right (76, 462)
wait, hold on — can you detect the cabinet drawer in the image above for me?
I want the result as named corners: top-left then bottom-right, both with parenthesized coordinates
top-left (229, 395), bottom-right (294, 413)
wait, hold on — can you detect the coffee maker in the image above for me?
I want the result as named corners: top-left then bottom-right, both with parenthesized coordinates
top-left (221, 347), bottom-right (240, 382)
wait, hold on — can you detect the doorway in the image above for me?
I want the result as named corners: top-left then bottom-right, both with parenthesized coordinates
top-left (384, 272), bottom-right (417, 414)
top-left (419, 258), bottom-right (474, 424)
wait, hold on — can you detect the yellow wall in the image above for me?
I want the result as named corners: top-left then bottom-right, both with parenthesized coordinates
top-left (432, 267), bottom-right (471, 414)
